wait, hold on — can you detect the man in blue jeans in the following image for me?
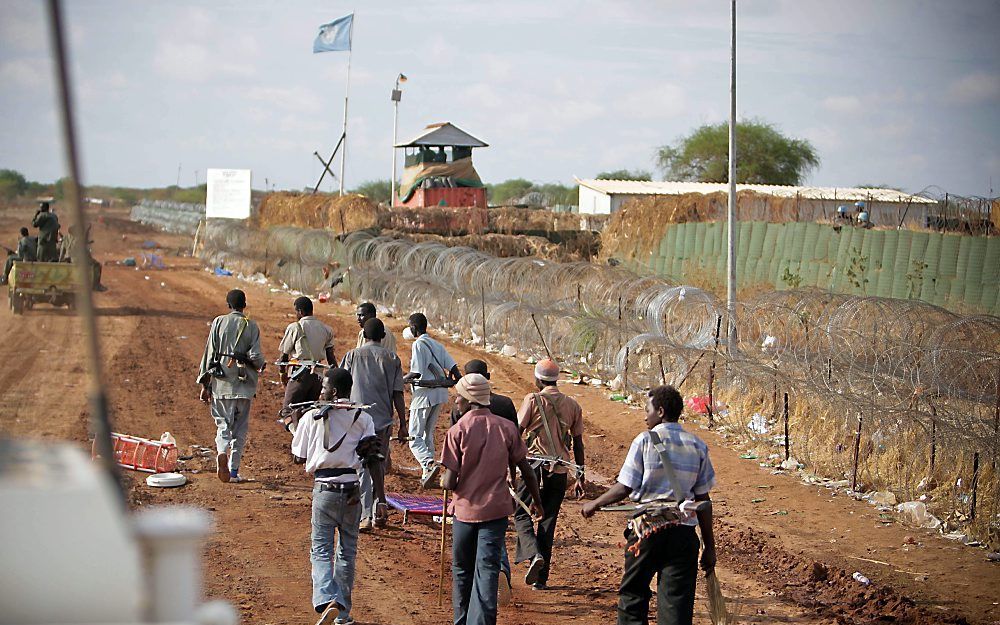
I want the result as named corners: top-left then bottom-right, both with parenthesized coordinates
top-left (440, 373), bottom-right (544, 625)
top-left (292, 368), bottom-right (378, 625)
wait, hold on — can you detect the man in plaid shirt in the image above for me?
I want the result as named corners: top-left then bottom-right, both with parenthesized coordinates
top-left (582, 385), bottom-right (716, 625)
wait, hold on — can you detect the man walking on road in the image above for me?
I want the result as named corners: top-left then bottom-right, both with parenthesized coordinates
top-left (292, 368), bottom-right (378, 625)
top-left (354, 302), bottom-right (397, 356)
top-left (340, 318), bottom-right (406, 531)
top-left (278, 296), bottom-right (336, 433)
top-left (402, 312), bottom-right (459, 487)
top-left (440, 373), bottom-right (544, 625)
top-left (448, 359), bottom-right (519, 598)
top-left (197, 288), bottom-right (266, 483)
top-left (581, 385), bottom-right (717, 625)
top-left (514, 358), bottom-right (587, 590)
top-left (449, 360), bottom-right (517, 426)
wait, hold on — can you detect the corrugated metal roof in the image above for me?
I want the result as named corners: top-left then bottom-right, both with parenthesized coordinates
top-left (575, 179), bottom-right (936, 204)
top-left (395, 122), bottom-right (489, 148)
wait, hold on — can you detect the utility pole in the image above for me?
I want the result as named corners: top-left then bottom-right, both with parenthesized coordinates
top-left (390, 73), bottom-right (406, 207)
top-left (176, 163), bottom-right (181, 187)
top-left (726, 0), bottom-right (738, 352)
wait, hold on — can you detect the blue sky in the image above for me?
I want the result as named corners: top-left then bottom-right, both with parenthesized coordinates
top-left (1, 0), bottom-right (998, 196)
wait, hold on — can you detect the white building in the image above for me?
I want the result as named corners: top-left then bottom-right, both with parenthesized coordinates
top-left (575, 178), bottom-right (938, 227)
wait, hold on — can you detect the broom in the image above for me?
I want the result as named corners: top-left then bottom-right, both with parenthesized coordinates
top-left (705, 570), bottom-right (734, 625)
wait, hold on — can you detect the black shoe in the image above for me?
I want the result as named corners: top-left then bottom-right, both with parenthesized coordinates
top-left (531, 582), bottom-right (548, 591)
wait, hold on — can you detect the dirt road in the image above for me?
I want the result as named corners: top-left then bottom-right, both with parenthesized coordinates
top-left (1, 206), bottom-right (997, 625)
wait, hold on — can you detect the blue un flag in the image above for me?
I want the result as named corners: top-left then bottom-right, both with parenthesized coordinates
top-left (313, 14), bottom-right (353, 53)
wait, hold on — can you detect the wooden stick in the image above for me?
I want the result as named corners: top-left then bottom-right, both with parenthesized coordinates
top-left (530, 313), bottom-right (553, 361)
top-left (438, 489), bottom-right (449, 606)
top-left (191, 218), bottom-right (203, 257)
top-left (657, 354), bottom-right (666, 386)
top-left (677, 352), bottom-right (706, 389)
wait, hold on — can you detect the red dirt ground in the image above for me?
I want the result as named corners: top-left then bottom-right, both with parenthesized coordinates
top-left (2, 206), bottom-right (998, 625)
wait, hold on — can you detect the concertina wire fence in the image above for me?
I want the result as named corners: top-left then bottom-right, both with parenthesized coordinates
top-left (195, 221), bottom-right (999, 530)
top-left (130, 199), bottom-right (204, 235)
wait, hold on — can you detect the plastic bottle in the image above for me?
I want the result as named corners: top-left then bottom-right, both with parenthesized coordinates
top-left (852, 572), bottom-right (871, 586)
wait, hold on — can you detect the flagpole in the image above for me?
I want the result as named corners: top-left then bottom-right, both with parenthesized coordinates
top-left (339, 13), bottom-right (355, 196)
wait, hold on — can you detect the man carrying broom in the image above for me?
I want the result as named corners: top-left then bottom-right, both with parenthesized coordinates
top-left (581, 385), bottom-right (717, 625)
top-left (440, 373), bottom-right (544, 625)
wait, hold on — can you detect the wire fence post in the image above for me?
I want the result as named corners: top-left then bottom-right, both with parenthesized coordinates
top-left (480, 287), bottom-right (487, 348)
top-left (851, 412), bottom-right (863, 491)
top-left (929, 401), bottom-right (937, 476)
top-left (623, 347), bottom-right (630, 396)
top-left (783, 392), bottom-right (790, 461)
top-left (707, 315), bottom-right (722, 428)
top-left (970, 452), bottom-right (980, 522)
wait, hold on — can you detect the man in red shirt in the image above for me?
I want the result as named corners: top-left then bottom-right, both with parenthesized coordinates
top-left (440, 373), bottom-right (543, 625)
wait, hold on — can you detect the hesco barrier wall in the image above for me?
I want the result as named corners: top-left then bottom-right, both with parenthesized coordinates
top-left (613, 221), bottom-right (1000, 315)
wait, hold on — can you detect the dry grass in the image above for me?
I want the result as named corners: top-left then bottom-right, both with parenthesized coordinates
top-left (254, 192), bottom-right (382, 233)
top-left (488, 207), bottom-right (607, 234)
top-left (707, 377), bottom-right (999, 549)
top-left (382, 230), bottom-right (598, 262)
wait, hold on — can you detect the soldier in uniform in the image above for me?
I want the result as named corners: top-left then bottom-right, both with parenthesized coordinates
top-left (32, 202), bottom-right (60, 262)
top-left (197, 289), bottom-right (266, 483)
top-left (1, 227), bottom-right (37, 285)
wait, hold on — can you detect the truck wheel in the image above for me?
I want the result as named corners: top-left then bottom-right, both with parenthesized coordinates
top-left (65, 294), bottom-right (76, 310)
top-left (10, 292), bottom-right (24, 315)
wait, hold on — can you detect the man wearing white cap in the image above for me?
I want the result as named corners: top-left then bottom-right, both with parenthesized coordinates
top-left (514, 358), bottom-right (586, 590)
top-left (441, 373), bottom-right (543, 625)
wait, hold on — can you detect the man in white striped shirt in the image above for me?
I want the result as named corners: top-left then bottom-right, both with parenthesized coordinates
top-left (582, 385), bottom-right (716, 625)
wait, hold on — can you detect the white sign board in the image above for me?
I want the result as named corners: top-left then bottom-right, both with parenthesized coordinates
top-left (206, 169), bottom-right (252, 219)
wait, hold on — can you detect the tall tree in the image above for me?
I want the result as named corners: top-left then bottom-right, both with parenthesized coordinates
top-left (0, 169), bottom-right (28, 200)
top-left (656, 120), bottom-right (819, 185)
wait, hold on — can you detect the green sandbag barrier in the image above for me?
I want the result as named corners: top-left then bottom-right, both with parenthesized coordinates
top-left (646, 221), bottom-right (995, 314)
top-left (939, 235), bottom-right (960, 277)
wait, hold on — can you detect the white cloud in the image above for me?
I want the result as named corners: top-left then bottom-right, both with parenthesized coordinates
top-left (0, 6), bottom-right (46, 52)
top-left (0, 57), bottom-right (50, 89)
top-left (616, 84), bottom-right (686, 119)
top-left (244, 86), bottom-right (323, 115)
top-left (150, 7), bottom-right (257, 83)
top-left (153, 42), bottom-right (253, 82)
top-left (948, 72), bottom-right (1000, 105)
top-left (802, 125), bottom-right (843, 152)
top-left (876, 117), bottom-right (914, 139)
top-left (821, 95), bottom-right (863, 114)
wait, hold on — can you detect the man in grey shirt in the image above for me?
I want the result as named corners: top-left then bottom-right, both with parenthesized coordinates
top-left (277, 296), bottom-right (336, 434)
top-left (197, 289), bottom-right (266, 483)
top-left (340, 318), bottom-right (406, 530)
